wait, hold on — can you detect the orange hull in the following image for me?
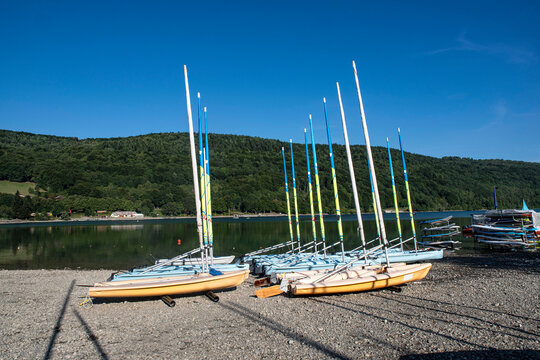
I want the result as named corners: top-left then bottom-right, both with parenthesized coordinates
top-left (89, 269), bottom-right (249, 298)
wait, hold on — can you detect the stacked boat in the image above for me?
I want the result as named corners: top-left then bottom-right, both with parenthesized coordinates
top-left (88, 66), bottom-right (249, 300)
top-left (252, 61), bottom-right (437, 298)
top-left (471, 202), bottom-right (540, 249)
top-left (419, 216), bottom-right (461, 248)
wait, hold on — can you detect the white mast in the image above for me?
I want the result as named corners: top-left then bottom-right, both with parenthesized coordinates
top-left (352, 61), bottom-right (389, 265)
top-left (336, 82), bottom-right (366, 250)
top-left (183, 65), bottom-right (206, 271)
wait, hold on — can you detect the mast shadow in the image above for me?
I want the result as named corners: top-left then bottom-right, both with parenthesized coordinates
top-left (309, 297), bottom-right (492, 351)
top-left (217, 300), bottom-right (352, 360)
top-left (371, 293), bottom-right (540, 337)
top-left (72, 309), bottom-right (109, 359)
top-left (342, 295), bottom-right (538, 341)
top-left (399, 349), bottom-right (540, 359)
top-left (43, 279), bottom-right (75, 360)
top-left (395, 292), bottom-right (539, 322)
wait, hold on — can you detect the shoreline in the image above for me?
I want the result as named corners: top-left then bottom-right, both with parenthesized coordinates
top-left (1, 252), bottom-right (538, 359)
top-left (0, 209), bottom-right (489, 227)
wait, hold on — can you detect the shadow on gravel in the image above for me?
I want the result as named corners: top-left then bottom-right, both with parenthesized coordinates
top-left (44, 279), bottom-right (75, 360)
top-left (383, 293), bottom-right (540, 324)
top-left (443, 252), bottom-right (540, 273)
top-left (371, 294), bottom-right (539, 340)
top-left (400, 349), bottom-right (540, 360)
top-left (45, 280), bottom-right (109, 359)
top-left (72, 309), bottom-right (109, 359)
top-left (309, 297), bottom-right (492, 351)
top-left (218, 301), bottom-right (352, 360)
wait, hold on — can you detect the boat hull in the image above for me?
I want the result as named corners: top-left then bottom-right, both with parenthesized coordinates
top-left (259, 249), bottom-right (442, 276)
top-left (290, 263), bottom-right (432, 296)
top-left (366, 249), bottom-right (443, 263)
top-left (156, 255), bottom-right (235, 266)
top-left (89, 269), bottom-right (249, 298)
top-left (111, 263), bottom-right (249, 281)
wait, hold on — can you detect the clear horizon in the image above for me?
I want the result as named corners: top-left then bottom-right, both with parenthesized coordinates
top-left (1, 1), bottom-right (539, 162)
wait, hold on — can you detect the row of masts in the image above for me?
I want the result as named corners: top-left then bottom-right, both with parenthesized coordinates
top-left (198, 93), bottom-right (214, 270)
top-left (273, 61), bottom-right (419, 265)
top-left (184, 66), bottom-right (216, 273)
top-left (184, 61), bottom-right (422, 272)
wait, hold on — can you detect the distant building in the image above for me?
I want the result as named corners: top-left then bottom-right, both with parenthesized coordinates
top-left (110, 211), bottom-right (144, 218)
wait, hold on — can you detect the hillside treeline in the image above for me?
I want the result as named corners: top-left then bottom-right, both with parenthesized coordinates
top-left (0, 130), bottom-right (538, 219)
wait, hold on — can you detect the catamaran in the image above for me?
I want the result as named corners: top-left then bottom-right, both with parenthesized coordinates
top-left (249, 99), bottom-right (363, 276)
top-left (88, 66), bottom-right (249, 298)
top-left (255, 61), bottom-right (433, 298)
top-left (248, 71), bottom-right (446, 278)
top-left (253, 92), bottom-right (444, 277)
top-left (256, 74), bottom-right (444, 280)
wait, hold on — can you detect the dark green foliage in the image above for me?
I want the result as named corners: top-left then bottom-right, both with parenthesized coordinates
top-left (0, 129), bottom-right (538, 219)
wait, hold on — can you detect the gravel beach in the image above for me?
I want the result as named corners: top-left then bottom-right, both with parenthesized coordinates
top-left (1, 252), bottom-right (539, 359)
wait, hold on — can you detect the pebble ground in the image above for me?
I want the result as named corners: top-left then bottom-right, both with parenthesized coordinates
top-left (1, 252), bottom-right (539, 359)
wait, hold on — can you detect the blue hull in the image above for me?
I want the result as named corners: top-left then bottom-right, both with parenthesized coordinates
top-left (111, 263), bottom-right (249, 281)
top-left (261, 249), bottom-right (443, 276)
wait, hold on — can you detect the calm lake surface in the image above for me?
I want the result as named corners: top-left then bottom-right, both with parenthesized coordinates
top-left (0, 211), bottom-right (486, 270)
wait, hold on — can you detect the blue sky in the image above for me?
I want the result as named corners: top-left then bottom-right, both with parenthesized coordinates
top-left (1, 1), bottom-right (539, 162)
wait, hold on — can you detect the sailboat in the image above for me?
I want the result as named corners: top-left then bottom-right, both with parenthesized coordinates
top-left (250, 106), bottom-right (358, 277)
top-left (334, 82), bottom-right (443, 263)
top-left (241, 145), bottom-right (299, 267)
top-left (154, 95), bottom-right (237, 267)
top-left (255, 61), bottom-right (432, 298)
top-left (88, 66), bottom-right (248, 298)
top-left (242, 145), bottom-right (303, 272)
top-left (251, 78), bottom-right (445, 278)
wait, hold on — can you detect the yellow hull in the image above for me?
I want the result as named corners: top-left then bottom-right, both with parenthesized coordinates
top-left (290, 263), bottom-right (432, 296)
top-left (89, 269), bottom-right (249, 298)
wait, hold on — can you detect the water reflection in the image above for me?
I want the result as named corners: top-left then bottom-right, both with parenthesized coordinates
top-left (109, 225), bottom-right (145, 231)
top-left (0, 213), bottom-right (481, 270)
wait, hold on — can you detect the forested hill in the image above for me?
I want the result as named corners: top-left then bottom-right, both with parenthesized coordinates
top-left (0, 129), bottom-right (538, 219)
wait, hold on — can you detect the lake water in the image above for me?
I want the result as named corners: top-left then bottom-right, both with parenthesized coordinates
top-left (0, 211), bottom-right (486, 270)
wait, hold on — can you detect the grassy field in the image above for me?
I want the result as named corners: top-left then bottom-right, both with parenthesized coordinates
top-left (0, 181), bottom-right (36, 196)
